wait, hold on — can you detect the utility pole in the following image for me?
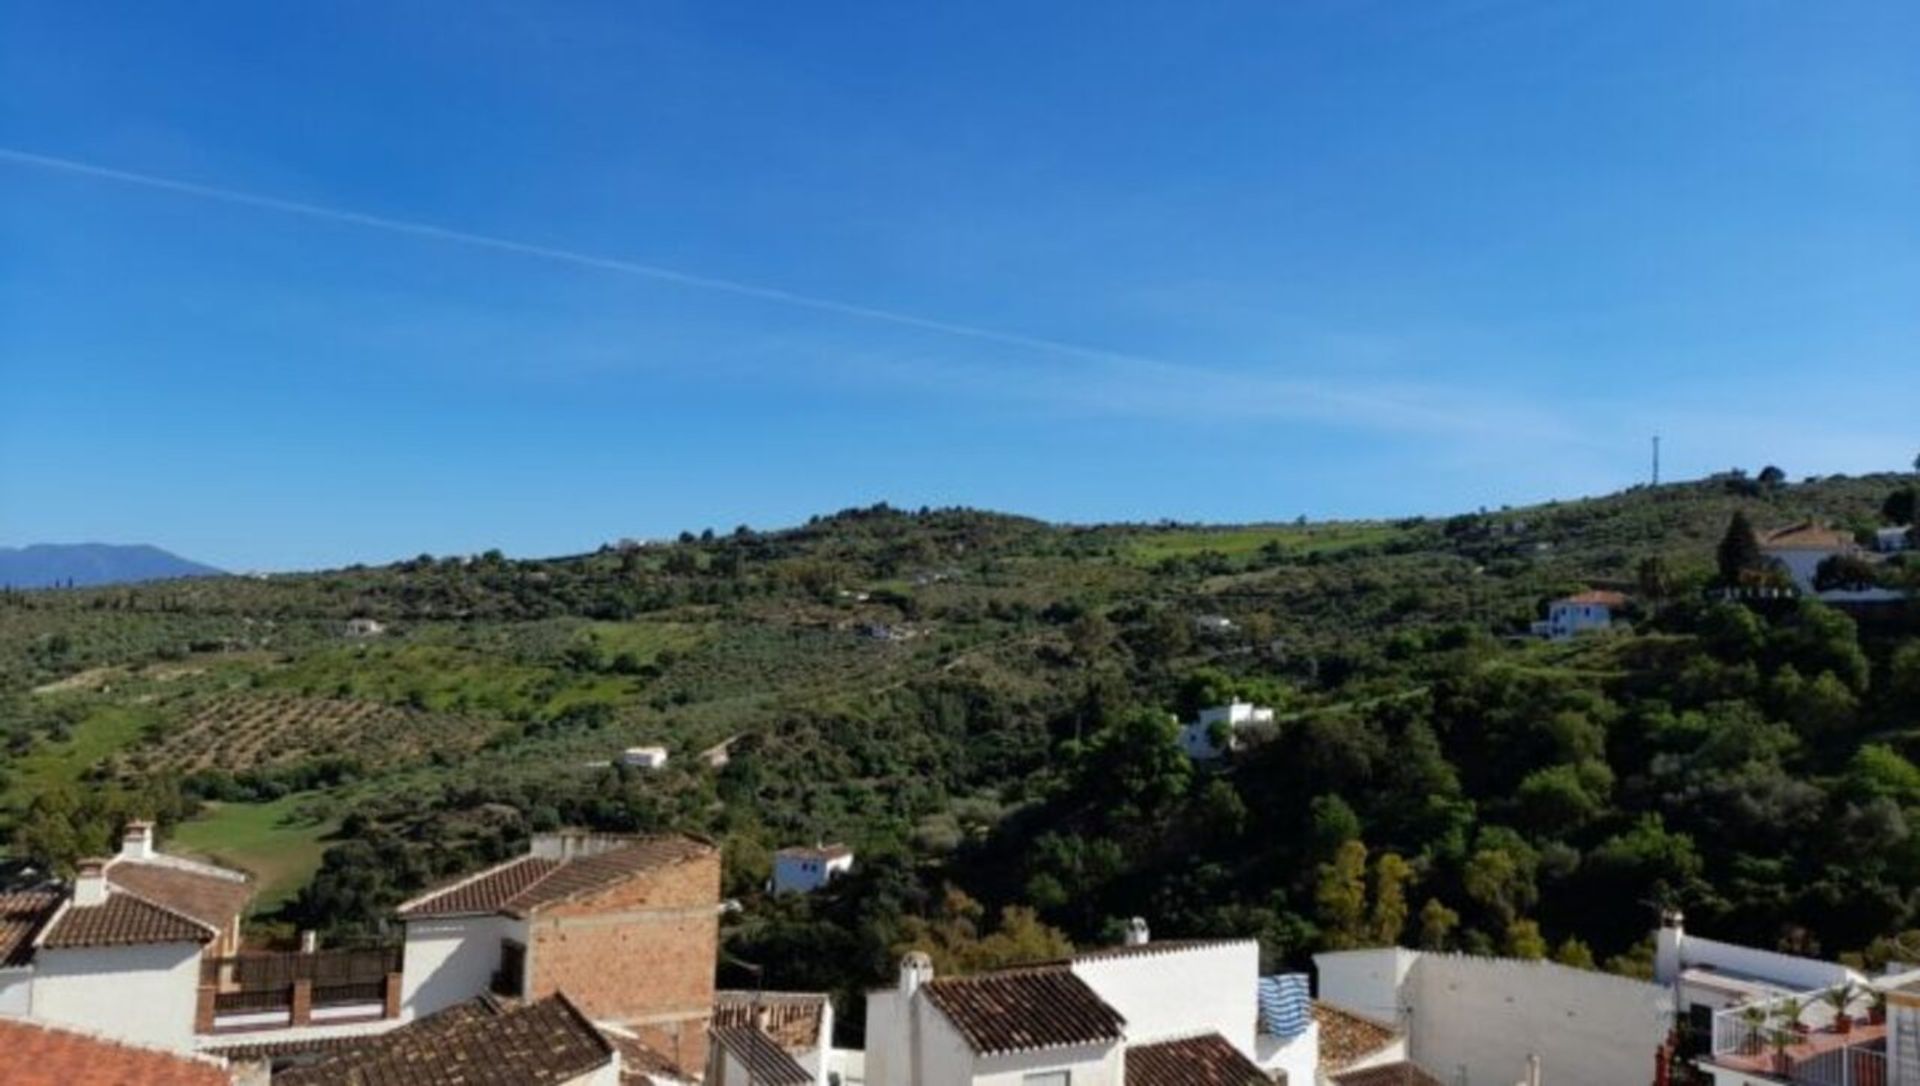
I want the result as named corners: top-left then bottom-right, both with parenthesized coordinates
top-left (1652, 435), bottom-right (1661, 487)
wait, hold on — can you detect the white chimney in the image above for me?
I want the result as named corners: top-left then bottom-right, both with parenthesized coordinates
top-left (1654, 908), bottom-right (1685, 985)
top-left (300, 930), bottom-right (318, 954)
top-left (899, 951), bottom-right (934, 998)
top-left (1124, 917), bottom-right (1150, 947)
top-left (74, 858), bottom-right (110, 907)
top-left (120, 819), bottom-right (155, 861)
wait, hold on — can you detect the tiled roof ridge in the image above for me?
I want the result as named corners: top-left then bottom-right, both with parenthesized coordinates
top-left (111, 851), bottom-right (252, 885)
top-left (715, 988), bottom-right (830, 1001)
top-left (503, 836), bottom-right (713, 915)
top-left (397, 854), bottom-right (558, 915)
top-left (710, 1024), bottom-right (814, 1086)
top-left (104, 883), bottom-right (223, 937)
top-left (550, 990), bottom-right (617, 1061)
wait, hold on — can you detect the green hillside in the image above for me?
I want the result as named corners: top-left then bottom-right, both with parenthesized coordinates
top-left (4, 469), bottom-right (1919, 1018)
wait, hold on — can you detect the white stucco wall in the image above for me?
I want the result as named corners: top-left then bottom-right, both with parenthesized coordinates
top-left (1405, 953), bottom-right (1672, 1086)
top-left (1253, 1022), bottom-right (1318, 1085)
top-left (1314, 948), bottom-right (1419, 1028)
top-left (865, 988), bottom-right (905, 1086)
top-left (773, 853), bottom-right (853, 894)
top-left (0, 968), bottom-right (31, 1016)
top-left (29, 942), bottom-right (202, 1049)
top-left (400, 914), bottom-right (520, 1018)
top-left (972, 1042), bottom-right (1118, 1086)
top-left (1072, 942), bottom-right (1259, 1054)
top-left (1662, 932), bottom-right (1858, 992)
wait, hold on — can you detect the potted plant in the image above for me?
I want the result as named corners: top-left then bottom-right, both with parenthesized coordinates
top-left (1739, 1003), bottom-right (1770, 1055)
top-left (1871, 988), bottom-right (1888, 1026)
top-left (1824, 983), bottom-right (1858, 1034)
top-left (1770, 1026), bottom-right (1793, 1074)
top-left (1778, 996), bottom-right (1808, 1036)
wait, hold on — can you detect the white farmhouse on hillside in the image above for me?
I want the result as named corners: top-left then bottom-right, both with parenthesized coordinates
top-left (1531, 590), bottom-right (1628, 640)
top-left (1179, 702), bottom-right (1275, 760)
top-left (864, 921), bottom-right (1318, 1086)
top-left (620, 746), bottom-right (669, 769)
top-left (1876, 526), bottom-right (1914, 553)
top-left (771, 845), bottom-right (854, 895)
top-left (344, 617), bottom-right (387, 638)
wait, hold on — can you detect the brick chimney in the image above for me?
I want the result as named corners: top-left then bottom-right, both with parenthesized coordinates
top-left (74, 858), bottom-right (110, 906)
top-left (120, 819), bottom-right (155, 861)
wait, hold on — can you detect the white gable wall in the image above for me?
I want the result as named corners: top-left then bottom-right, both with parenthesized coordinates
top-left (1406, 954), bottom-right (1671, 1086)
top-left (400, 914), bottom-right (525, 1019)
top-left (1071, 943), bottom-right (1258, 1054)
top-left (1314, 948), bottom-right (1418, 1027)
top-left (29, 942), bottom-right (202, 1049)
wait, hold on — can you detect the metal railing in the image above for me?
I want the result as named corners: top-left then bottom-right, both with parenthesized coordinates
top-left (1710, 988), bottom-right (1886, 1086)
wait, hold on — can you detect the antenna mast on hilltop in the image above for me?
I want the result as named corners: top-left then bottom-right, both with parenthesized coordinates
top-left (1651, 435), bottom-right (1661, 486)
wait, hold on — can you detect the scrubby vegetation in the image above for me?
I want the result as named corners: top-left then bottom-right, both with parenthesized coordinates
top-left (4, 469), bottom-right (1919, 1034)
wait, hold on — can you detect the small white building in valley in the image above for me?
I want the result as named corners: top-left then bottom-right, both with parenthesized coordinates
top-left (771, 846), bottom-right (854, 895)
top-left (1178, 703), bottom-right (1275, 761)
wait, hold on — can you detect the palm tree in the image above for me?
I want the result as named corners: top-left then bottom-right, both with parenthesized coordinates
top-left (1823, 982), bottom-right (1858, 1033)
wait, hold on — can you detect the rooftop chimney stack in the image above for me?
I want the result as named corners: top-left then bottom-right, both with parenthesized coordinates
top-left (74, 858), bottom-right (109, 907)
top-left (1124, 917), bottom-right (1150, 947)
top-left (1654, 908), bottom-right (1686, 985)
top-left (899, 951), bottom-right (934, 998)
top-left (120, 819), bottom-right (154, 861)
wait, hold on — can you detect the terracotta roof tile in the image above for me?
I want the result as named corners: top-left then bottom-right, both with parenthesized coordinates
top-left (1763, 523), bottom-right (1857, 551)
top-left (775, 845), bottom-right (853, 861)
top-left (922, 967), bottom-right (1125, 1055)
top-left (276, 993), bottom-right (612, 1086)
top-left (398, 835), bottom-right (715, 919)
top-left (711, 1026), bottom-right (815, 1086)
top-left (1125, 1033), bottom-right (1269, 1086)
top-left (0, 890), bottom-right (62, 967)
top-left (605, 1028), bottom-right (694, 1086)
top-left (41, 891), bottom-right (215, 949)
top-left (397, 856), bottom-right (562, 917)
top-left (1557, 590), bottom-right (1628, 607)
top-left (714, 990), bottom-right (829, 1051)
top-left (108, 860), bottom-right (252, 930)
top-left (1330, 1061), bottom-right (1445, 1086)
top-left (0, 1016), bottom-right (234, 1086)
top-left (1314, 1003), bottom-right (1400, 1070)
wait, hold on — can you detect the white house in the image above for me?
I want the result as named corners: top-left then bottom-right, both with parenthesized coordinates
top-left (771, 846), bottom-right (854, 895)
top-left (1760, 523), bottom-right (1860, 593)
top-left (1178, 703), bottom-right (1275, 761)
top-left (0, 820), bottom-right (254, 1051)
top-left (344, 617), bottom-right (387, 638)
top-left (1531, 590), bottom-right (1627, 641)
top-left (863, 922), bottom-right (1316, 1086)
top-left (1876, 526), bottom-right (1914, 553)
top-left (1193, 614), bottom-right (1236, 636)
top-left (1315, 945), bottom-right (1672, 1086)
top-left (620, 746), bottom-right (670, 769)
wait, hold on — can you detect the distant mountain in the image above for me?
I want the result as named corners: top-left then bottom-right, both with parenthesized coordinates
top-left (0, 543), bottom-right (224, 589)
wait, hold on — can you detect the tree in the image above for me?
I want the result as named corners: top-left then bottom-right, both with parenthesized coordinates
top-left (1066, 610), bottom-right (1114, 665)
top-left (1716, 512), bottom-right (1765, 585)
top-left (1503, 919), bottom-right (1548, 959)
top-left (1758, 465), bottom-right (1787, 489)
top-left (1554, 937), bottom-right (1596, 969)
top-left (1418, 898), bottom-right (1459, 950)
top-left (1636, 555), bottom-right (1675, 603)
top-left (1316, 839), bottom-right (1369, 950)
top-left (1814, 554), bottom-right (1880, 592)
top-left (1371, 852), bottom-right (1414, 945)
top-left (1884, 487), bottom-right (1918, 526)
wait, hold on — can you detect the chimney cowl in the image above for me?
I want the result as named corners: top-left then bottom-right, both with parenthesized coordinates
top-left (120, 819), bottom-right (155, 861)
top-left (899, 951), bottom-right (934, 997)
top-left (73, 858), bottom-right (111, 907)
top-left (1124, 917), bottom-right (1150, 947)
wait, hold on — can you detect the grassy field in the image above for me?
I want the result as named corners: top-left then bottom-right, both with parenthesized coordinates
top-left (168, 794), bottom-right (337, 908)
top-left (1125, 522), bottom-right (1404, 563)
top-left (3, 704), bottom-right (155, 807)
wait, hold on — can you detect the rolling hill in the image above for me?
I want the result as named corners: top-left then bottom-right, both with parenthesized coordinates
top-left (0, 543), bottom-right (223, 589)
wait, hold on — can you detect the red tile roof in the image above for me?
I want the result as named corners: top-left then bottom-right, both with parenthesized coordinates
top-left (711, 1026), bottom-right (815, 1086)
top-left (398, 835), bottom-right (714, 919)
top-left (922, 966), bottom-right (1126, 1055)
top-left (775, 845), bottom-right (853, 861)
top-left (714, 990), bottom-right (829, 1051)
top-left (106, 860), bottom-right (252, 931)
top-left (1556, 590), bottom-right (1628, 607)
top-left (0, 890), bottom-right (62, 967)
top-left (40, 891), bottom-right (216, 949)
top-left (275, 993), bottom-right (613, 1086)
top-left (0, 1016), bottom-right (234, 1086)
top-left (1125, 1033), bottom-right (1268, 1086)
top-left (1313, 1002), bottom-right (1400, 1070)
top-left (1330, 1061), bottom-right (1445, 1086)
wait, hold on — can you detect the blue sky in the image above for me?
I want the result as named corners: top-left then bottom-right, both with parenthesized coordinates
top-left (2, 2), bottom-right (1916, 571)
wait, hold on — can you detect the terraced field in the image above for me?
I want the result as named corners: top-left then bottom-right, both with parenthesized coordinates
top-left (108, 692), bottom-right (502, 776)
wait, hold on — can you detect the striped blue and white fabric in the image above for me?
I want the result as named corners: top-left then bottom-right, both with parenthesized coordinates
top-left (1258, 973), bottom-right (1312, 1039)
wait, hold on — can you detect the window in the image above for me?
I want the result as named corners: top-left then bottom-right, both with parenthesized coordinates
top-left (493, 939), bottom-right (527, 998)
top-left (1023, 1072), bottom-right (1070, 1086)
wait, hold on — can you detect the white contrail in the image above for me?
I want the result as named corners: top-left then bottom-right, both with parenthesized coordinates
top-left (0, 146), bottom-right (1150, 369)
